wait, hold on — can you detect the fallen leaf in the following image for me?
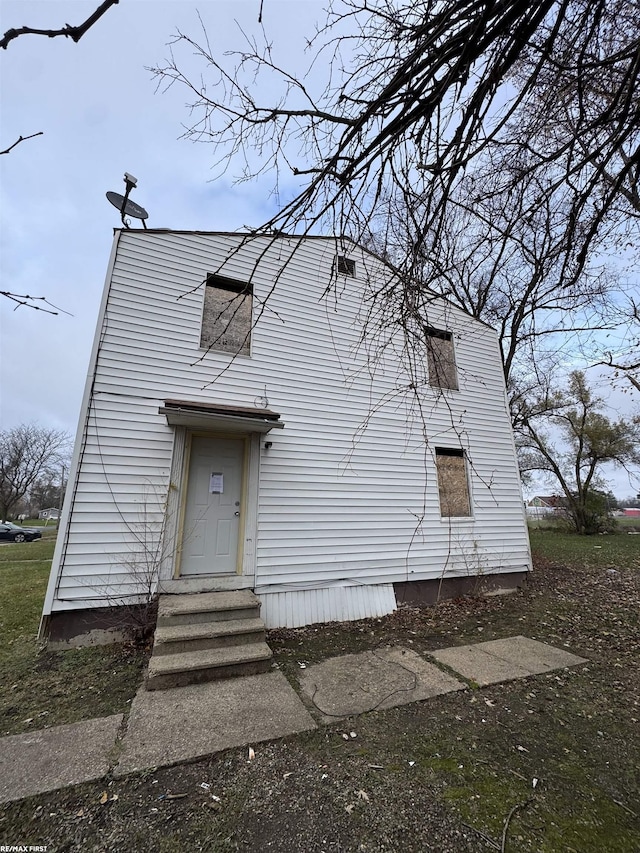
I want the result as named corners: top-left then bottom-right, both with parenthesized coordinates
top-left (110, 794), bottom-right (119, 802)
top-left (350, 731), bottom-right (357, 738)
top-left (356, 790), bottom-right (370, 802)
top-left (75, 808), bottom-right (85, 817)
top-left (166, 793), bottom-right (188, 800)
top-left (516, 745), bottom-right (529, 753)
top-left (484, 699), bottom-right (495, 708)
top-left (99, 792), bottom-right (108, 805)
top-left (248, 747), bottom-right (255, 760)
top-left (345, 803), bottom-right (355, 814)
top-left (283, 772), bottom-right (293, 779)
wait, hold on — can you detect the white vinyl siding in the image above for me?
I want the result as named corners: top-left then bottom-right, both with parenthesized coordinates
top-left (45, 231), bottom-right (530, 617)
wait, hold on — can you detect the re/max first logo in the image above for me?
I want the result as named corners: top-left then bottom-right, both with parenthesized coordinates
top-left (0, 846), bottom-right (48, 852)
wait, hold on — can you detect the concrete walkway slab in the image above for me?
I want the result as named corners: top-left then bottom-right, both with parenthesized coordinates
top-left (0, 714), bottom-right (122, 804)
top-left (476, 636), bottom-right (588, 674)
top-left (431, 636), bottom-right (587, 686)
top-left (299, 646), bottom-right (464, 721)
top-left (115, 670), bottom-right (316, 777)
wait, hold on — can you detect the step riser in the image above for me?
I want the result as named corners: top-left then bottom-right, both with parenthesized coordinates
top-left (153, 629), bottom-right (266, 656)
top-left (146, 657), bottom-right (272, 690)
top-left (149, 591), bottom-right (271, 691)
top-left (158, 606), bottom-right (260, 628)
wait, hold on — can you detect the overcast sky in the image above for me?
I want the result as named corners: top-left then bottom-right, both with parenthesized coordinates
top-left (1, 1), bottom-right (638, 499)
top-left (0, 1), bottom-right (320, 416)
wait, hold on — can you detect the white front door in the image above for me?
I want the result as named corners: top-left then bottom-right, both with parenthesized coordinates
top-left (180, 436), bottom-right (245, 576)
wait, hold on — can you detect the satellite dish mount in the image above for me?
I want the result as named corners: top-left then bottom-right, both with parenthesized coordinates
top-left (106, 172), bottom-right (149, 228)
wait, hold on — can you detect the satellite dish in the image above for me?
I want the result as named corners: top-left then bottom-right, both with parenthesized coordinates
top-left (106, 191), bottom-right (148, 221)
top-left (106, 173), bottom-right (149, 228)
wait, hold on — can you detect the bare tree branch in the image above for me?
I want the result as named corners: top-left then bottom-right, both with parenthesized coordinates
top-left (0, 0), bottom-right (119, 50)
top-left (0, 291), bottom-right (72, 316)
top-left (0, 131), bottom-right (44, 156)
top-left (151, 1), bottom-right (639, 439)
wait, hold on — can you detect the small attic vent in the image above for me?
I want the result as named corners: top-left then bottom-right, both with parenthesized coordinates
top-left (335, 255), bottom-right (356, 276)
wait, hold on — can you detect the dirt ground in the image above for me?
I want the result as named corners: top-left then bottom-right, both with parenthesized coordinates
top-left (1, 541), bottom-right (639, 852)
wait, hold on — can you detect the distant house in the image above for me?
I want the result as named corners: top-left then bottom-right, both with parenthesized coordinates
top-left (528, 496), bottom-right (562, 509)
top-left (623, 507), bottom-right (640, 517)
top-left (38, 508), bottom-right (60, 520)
top-left (526, 496), bottom-right (565, 518)
top-left (40, 231), bottom-right (531, 645)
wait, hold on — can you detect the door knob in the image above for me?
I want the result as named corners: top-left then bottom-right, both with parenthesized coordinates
top-left (234, 511), bottom-right (240, 516)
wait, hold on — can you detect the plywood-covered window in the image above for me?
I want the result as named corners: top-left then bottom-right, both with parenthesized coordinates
top-left (435, 448), bottom-right (471, 517)
top-left (200, 274), bottom-right (252, 355)
top-left (426, 327), bottom-right (458, 390)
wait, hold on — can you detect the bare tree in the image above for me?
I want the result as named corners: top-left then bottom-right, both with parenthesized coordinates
top-left (150, 0), bottom-right (639, 409)
top-left (0, 425), bottom-right (71, 522)
top-left (514, 371), bottom-right (640, 534)
top-left (152, 1), bottom-right (639, 274)
top-left (365, 147), bottom-right (619, 389)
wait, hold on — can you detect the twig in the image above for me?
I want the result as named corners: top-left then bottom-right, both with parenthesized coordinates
top-left (460, 821), bottom-right (500, 850)
top-left (1, 0), bottom-right (119, 50)
top-left (613, 798), bottom-right (637, 818)
top-left (1, 291), bottom-right (73, 316)
top-left (501, 798), bottom-right (533, 852)
top-left (0, 131), bottom-right (43, 155)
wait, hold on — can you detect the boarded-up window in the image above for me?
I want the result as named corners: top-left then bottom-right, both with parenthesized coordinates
top-left (435, 448), bottom-right (471, 517)
top-left (426, 328), bottom-right (458, 390)
top-left (200, 275), bottom-right (252, 355)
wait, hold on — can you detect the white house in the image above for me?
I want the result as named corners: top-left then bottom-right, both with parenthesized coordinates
top-left (38, 508), bottom-right (60, 520)
top-left (40, 230), bottom-right (531, 645)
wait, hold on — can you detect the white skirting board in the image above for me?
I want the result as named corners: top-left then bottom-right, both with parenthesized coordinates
top-left (257, 583), bottom-right (397, 629)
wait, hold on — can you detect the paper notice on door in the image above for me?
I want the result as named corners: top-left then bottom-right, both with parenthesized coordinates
top-left (209, 472), bottom-right (224, 493)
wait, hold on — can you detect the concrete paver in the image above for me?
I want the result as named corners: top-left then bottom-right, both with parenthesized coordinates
top-left (0, 714), bottom-right (123, 805)
top-left (0, 635), bottom-right (589, 802)
top-left (477, 636), bottom-right (588, 673)
top-left (431, 635), bottom-right (587, 685)
top-left (115, 670), bottom-right (316, 776)
top-left (299, 646), bottom-right (464, 721)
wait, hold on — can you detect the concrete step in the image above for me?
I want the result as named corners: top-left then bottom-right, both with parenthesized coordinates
top-left (146, 642), bottom-right (273, 690)
top-left (157, 590), bottom-right (261, 627)
top-left (152, 617), bottom-right (266, 656)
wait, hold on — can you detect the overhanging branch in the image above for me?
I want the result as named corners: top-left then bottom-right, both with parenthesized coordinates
top-left (1, 0), bottom-right (119, 50)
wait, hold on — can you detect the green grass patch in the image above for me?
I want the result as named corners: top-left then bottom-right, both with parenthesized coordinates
top-left (0, 537), bottom-right (57, 563)
top-left (0, 536), bottom-right (148, 736)
top-left (528, 528), bottom-right (639, 570)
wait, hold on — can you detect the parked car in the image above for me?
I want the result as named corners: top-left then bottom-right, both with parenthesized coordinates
top-left (0, 522), bottom-right (42, 543)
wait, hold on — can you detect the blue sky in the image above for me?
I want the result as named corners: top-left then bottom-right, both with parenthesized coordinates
top-left (1, 1), bottom-right (637, 499)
